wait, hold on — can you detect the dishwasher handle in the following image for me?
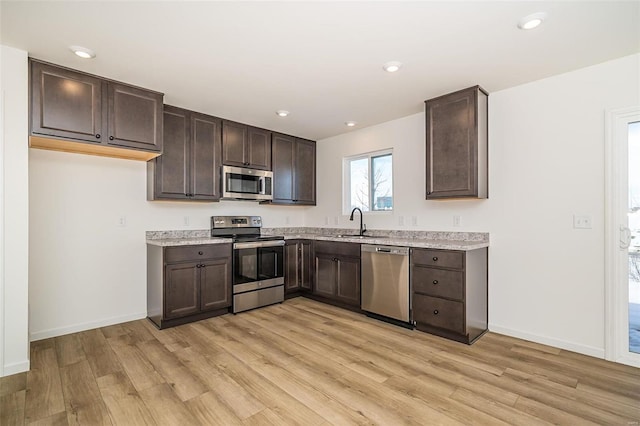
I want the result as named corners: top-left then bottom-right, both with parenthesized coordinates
top-left (361, 244), bottom-right (409, 256)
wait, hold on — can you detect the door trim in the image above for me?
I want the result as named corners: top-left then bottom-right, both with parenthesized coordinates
top-left (604, 105), bottom-right (640, 368)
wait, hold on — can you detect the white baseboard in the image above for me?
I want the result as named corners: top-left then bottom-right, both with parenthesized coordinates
top-left (30, 312), bottom-right (147, 342)
top-left (3, 360), bottom-right (30, 376)
top-left (489, 324), bottom-right (605, 359)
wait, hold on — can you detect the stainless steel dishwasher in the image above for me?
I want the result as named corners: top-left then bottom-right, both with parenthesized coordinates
top-left (361, 244), bottom-right (411, 325)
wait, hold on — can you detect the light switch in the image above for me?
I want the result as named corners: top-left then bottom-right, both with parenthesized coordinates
top-left (573, 215), bottom-right (592, 229)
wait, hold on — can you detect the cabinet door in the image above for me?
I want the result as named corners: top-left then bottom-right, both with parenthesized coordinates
top-left (191, 112), bottom-right (222, 200)
top-left (165, 262), bottom-right (200, 319)
top-left (222, 121), bottom-right (247, 167)
top-left (335, 257), bottom-right (360, 306)
top-left (284, 241), bottom-right (300, 293)
top-left (314, 253), bottom-right (337, 298)
top-left (294, 139), bottom-right (316, 204)
top-left (271, 133), bottom-right (295, 203)
top-left (107, 82), bottom-right (163, 152)
top-left (200, 258), bottom-right (232, 311)
top-left (300, 241), bottom-right (313, 291)
top-left (31, 61), bottom-right (103, 143)
top-left (426, 86), bottom-right (485, 199)
top-left (247, 127), bottom-right (271, 170)
top-left (151, 106), bottom-right (190, 199)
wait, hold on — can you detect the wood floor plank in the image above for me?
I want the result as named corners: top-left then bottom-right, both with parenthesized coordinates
top-left (186, 391), bottom-right (243, 425)
top-left (106, 338), bottom-right (164, 392)
top-left (100, 394), bottom-right (154, 426)
top-left (120, 321), bottom-right (155, 345)
top-left (1, 389), bottom-right (26, 426)
top-left (137, 383), bottom-right (199, 425)
top-left (24, 348), bottom-right (65, 423)
top-left (1, 372), bottom-right (27, 397)
top-left (172, 344), bottom-right (266, 420)
top-left (449, 388), bottom-right (553, 426)
top-left (96, 371), bottom-right (155, 425)
top-left (7, 298), bottom-right (639, 425)
top-left (26, 411), bottom-right (68, 426)
top-left (54, 334), bottom-right (86, 368)
top-left (514, 396), bottom-right (600, 425)
top-left (136, 339), bottom-right (207, 402)
top-left (245, 356), bottom-right (374, 425)
top-left (64, 401), bottom-right (111, 426)
top-left (383, 375), bottom-right (512, 426)
top-left (79, 329), bottom-right (122, 379)
top-left (434, 356), bottom-right (636, 425)
top-left (59, 360), bottom-right (111, 425)
top-left (242, 408), bottom-right (287, 426)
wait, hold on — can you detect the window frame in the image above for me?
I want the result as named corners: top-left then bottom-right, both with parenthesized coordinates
top-left (342, 148), bottom-right (394, 215)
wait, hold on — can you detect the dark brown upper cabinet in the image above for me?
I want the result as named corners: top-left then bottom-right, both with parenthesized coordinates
top-left (30, 59), bottom-right (163, 161)
top-left (147, 105), bottom-right (221, 201)
top-left (270, 133), bottom-right (316, 205)
top-left (222, 120), bottom-right (271, 170)
top-left (425, 85), bottom-right (488, 199)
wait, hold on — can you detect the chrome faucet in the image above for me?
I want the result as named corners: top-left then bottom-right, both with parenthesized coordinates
top-left (349, 207), bottom-right (366, 236)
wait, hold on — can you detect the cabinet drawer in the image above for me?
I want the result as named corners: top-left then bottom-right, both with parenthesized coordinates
top-left (412, 266), bottom-right (464, 301)
top-left (413, 294), bottom-right (464, 334)
top-left (165, 244), bottom-right (231, 263)
top-left (314, 241), bottom-right (360, 257)
top-left (412, 249), bottom-right (463, 269)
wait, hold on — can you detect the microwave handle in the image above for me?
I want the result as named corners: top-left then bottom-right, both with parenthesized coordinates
top-left (259, 176), bottom-right (264, 195)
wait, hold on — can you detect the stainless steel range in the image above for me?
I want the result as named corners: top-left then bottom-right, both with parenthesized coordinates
top-left (211, 216), bottom-right (285, 313)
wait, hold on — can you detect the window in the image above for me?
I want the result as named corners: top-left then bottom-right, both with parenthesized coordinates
top-left (343, 149), bottom-right (393, 213)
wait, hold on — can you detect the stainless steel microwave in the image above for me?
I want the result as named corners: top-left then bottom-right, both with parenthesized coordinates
top-left (221, 165), bottom-right (273, 201)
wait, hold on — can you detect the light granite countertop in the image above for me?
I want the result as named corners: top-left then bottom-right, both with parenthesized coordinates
top-left (146, 228), bottom-right (489, 251)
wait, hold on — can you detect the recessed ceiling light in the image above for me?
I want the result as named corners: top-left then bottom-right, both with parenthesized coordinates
top-left (69, 45), bottom-right (96, 59)
top-left (345, 121), bottom-right (357, 127)
top-left (276, 110), bottom-right (289, 117)
top-left (383, 61), bottom-right (402, 73)
top-left (517, 12), bottom-right (547, 30)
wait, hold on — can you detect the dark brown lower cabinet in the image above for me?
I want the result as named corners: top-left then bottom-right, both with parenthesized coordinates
top-left (147, 243), bottom-right (232, 329)
top-left (284, 240), bottom-right (313, 296)
top-left (411, 247), bottom-right (488, 344)
top-left (312, 241), bottom-right (360, 308)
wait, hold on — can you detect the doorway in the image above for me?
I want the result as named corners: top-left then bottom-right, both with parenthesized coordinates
top-left (605, 106), bottom-right (640, 368)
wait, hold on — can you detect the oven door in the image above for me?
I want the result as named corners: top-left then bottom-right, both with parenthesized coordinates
top-left (233, 240), bottom-right (284, 292)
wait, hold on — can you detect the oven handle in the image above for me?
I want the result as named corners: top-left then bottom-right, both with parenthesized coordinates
top-left (233, 240), bottom-right (285, 249)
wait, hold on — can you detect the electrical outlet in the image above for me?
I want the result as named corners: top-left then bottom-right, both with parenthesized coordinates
top-left (183, 216), bottom-right (190, 226)
top-left (573, 214), bottom-right (592, 229)
top-left (398, 216), bottom-right (405, 226)
top-left (324, 216), bottom-right (329, 225)
top-left (119, 216), bottom-right (127, 227)
top-left (334, 216), bottom-right (339, 225)
top-left (285, 216), bottom-right (291, 225)
top-left (453, 215), bottom-right (461, 227)
top-left (412, 216), bottom-right (418, 227)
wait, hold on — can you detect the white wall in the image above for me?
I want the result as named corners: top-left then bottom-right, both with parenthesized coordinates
top-left (308, 54), bottom-right (640, 358)
top-left (29, 150), bottom-right (309, 340)
top-left (1, 45), bottom-right (30, 376)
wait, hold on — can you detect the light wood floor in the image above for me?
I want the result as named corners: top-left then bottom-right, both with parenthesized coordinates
top-left (2, 298), bottom-right (639, 425)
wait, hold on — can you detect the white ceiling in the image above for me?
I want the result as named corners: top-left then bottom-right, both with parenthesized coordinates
top-left (1, 1), bottom-right (639, 141)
